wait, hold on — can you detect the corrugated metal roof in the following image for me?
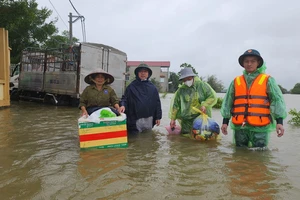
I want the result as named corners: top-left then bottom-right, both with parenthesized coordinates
top-left (127, 61), bottom-right (170, 67)
top-left (83, 42), bottom-right (127, 56)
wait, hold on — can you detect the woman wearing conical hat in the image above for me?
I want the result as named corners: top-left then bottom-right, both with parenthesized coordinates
top-left (79, 70), bottom-right (120, 117)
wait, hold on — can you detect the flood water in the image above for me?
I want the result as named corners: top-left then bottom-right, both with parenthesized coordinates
top-left (0, 93), bottom-right (300, 200)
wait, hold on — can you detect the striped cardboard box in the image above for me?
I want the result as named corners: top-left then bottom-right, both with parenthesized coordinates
top-left (78, 116), bottom-right (128, 150)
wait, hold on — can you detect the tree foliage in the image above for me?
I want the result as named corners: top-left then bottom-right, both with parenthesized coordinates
top-left (0, 0), bottom-right (58, 63)
top-left (278, 84), bottom-right (288, 94)
top-left (288, 108), bottom-right (300, 126)
top-left (213, 97), bottom-right (223, 109)
top-left (174, 63), bottom-right (225, 93)
top-left (290, 83), bottom-right (300, 94)
top-left (42, 30), bottom-right (79, 49)
top-left (150, 78), bottom-right (162, 92)
top-left (204, 75), bottom-right (225, 93)
top-left (0, 0), bottom-right (79, 63)
top-left (168, 72), bottom-right (179, 92)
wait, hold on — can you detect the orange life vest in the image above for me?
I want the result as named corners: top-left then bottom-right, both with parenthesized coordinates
top-left (232, 74), bottom-right (271, 126)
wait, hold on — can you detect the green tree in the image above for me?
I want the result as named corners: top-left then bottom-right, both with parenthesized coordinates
top-left (0, 0), bottom-right (57, 63)
top-left (290, 83), bottom-right (300, 94)
top-left (205, 75), bottom-right (225, 93)
top-left (168, 72), bottom-right (179, 92)
top-left (278, 84), bottom-right (288, 94)
top-left (150, 78), bottom-right (162, 92)
top-left (179, 63), bottom-right (199, 76)
top-left (288, 108), bottom-right (300, 126)
top-left (43, 30), bottom-right (79, 49)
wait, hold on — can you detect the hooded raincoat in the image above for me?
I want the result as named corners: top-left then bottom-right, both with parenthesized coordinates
top-left (169, 77), bottom-right (217, 134)
top-left (221, 63), bottom-right (287, 147)
top-left (120, 77), bottom-right (162, 134)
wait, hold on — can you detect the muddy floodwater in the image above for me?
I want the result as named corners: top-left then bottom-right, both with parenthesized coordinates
top-left (1, 93), bottom-right (300, 200)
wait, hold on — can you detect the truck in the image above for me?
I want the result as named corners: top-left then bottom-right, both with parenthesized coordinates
top-left (10, 42), bottom-right (127, 106)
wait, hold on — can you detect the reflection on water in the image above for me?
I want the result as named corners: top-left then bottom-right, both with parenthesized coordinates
top-left (0, 94), bottom-right (300, 199)
top-left (224, 150), bottom-right (282, 200)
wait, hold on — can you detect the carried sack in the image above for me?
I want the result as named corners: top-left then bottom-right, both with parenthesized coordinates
top-left (165, 125), bottom-right (181, 135)
top-left (191, 107), bottom-right (220, 141)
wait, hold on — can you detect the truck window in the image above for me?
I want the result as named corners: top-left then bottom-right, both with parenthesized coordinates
top-left (11, 64), bottom-right (20, 76)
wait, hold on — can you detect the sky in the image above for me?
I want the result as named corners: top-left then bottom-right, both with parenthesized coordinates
top-left (37, 0), bottom-right (300, 90)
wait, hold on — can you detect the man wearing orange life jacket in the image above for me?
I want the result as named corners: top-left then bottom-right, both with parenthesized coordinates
top-left (220, 49), bottom-right (287, 149)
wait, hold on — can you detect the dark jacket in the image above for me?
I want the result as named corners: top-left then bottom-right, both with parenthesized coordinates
top-left (120, 79), bottom-right (162, 132)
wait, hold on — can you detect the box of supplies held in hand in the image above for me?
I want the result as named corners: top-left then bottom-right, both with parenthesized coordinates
top-left (78, 109), bottom-right (128, 150)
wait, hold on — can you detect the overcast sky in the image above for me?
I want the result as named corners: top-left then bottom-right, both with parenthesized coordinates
top-left (37, 0), bottom-right (300, 90)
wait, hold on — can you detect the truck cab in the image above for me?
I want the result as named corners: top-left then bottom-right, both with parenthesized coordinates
top-left (10, 63), bottom-right (20, 94)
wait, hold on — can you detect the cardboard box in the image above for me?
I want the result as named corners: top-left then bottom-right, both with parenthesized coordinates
top-left (78, 114), bottom-right (128, 150)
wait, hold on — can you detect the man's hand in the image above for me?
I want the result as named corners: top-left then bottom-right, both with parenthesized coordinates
top-left (118, 106), bottom-right (125, 113)
top-left (276, 124), bottom-right (284, 137)
top-left (200, 106), bottom-right (206, 114)
top-left (81, 106), bottom-right (88, 118)
top-left (170, 120), bottom-right (176, 129)
top-left (221, 124), bottom-right (228, 135)
top-left (155, 120), bottom-right (161, 126)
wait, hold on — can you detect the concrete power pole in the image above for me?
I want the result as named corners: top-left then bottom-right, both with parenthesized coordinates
top-left (69, 12), bottom-right (73, 45)
top-left (68, 12), bottom-right (85, 45)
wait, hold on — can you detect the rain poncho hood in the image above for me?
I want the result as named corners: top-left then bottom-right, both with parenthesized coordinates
top-left (169, 77), bottom-right (217, 133)
top-left (221, 63), bottom-right (287, 134)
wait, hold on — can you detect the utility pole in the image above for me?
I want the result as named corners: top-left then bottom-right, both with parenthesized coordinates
top-left (68, 12), bottom-right (84, 45)
top-left (69, 12), bottom-right (73, 45)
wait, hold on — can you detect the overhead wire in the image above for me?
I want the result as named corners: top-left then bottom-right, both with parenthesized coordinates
top-left (48, 0), bottom-right (68, 29)
top-left (68, 0), bottom-right (81, 16)
top-left (68, 0), bottom-right (87, 42)
top-left (81, 17), bottom-right (86, 42)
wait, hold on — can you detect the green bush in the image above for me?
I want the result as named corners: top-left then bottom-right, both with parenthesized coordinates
top-left (213, 97), bottom-right (223, 109)
top-left (288, 108), bottom-right (300, 126)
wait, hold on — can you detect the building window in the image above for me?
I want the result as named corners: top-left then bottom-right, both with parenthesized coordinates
top-left (126, 75), bottom-right (130, 81)
top-left (160, 77), bottom-right (165, 83)
top-left (161, 67), bottom-right (168, 72)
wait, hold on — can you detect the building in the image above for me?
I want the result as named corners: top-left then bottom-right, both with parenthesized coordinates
top-left (126, 61), bottom-right (171, 92)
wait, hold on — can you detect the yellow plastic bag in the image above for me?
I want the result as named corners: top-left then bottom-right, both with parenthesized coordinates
top-left (191, 107), bottom-right (221, 141)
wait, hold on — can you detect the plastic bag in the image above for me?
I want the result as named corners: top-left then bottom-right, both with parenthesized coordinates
top-left (82, 108), bottom-right (116, 123)
top-left (191, 107), bottom-right (220, 141)
top-left (99, 108), bottom-right (116, 118)
top-left (165, 125), bottom-right (181, 135)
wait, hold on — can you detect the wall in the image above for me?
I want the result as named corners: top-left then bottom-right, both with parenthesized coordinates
top-left (0, 28), bottom-right (10, 107)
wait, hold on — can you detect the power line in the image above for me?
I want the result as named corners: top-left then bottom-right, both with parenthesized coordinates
top-left (48, 0), bottom-right (68, 29)
top-left (69, 0), bottom-right (81, 16)
top-left (68, 0), bottom-right (87, 42)
top-left (81, 17), bottom-right (86, 42)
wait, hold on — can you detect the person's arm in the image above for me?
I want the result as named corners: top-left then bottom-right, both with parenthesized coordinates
top-left (220, 81), bottom-right (235, 135)
top-left (78, 87), bottom-right (89, 116)
top-left (267, 77), bottom-right (287, 137)
top-left (109, 88), bottom-right (120, 109)
top-left (169, 90), bottom-right (180, 128)
top-left (118, 87), bottom-right (129, 113)
top-left (155, 88), bottom-right (162, 120)
top-left (201, 82), bottom-right (218, 109)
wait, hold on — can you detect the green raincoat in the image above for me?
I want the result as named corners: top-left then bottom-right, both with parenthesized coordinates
top-left (169, 77), bottom-right (217, 134)
top-left (221, 63), bottom-right (287, 147)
